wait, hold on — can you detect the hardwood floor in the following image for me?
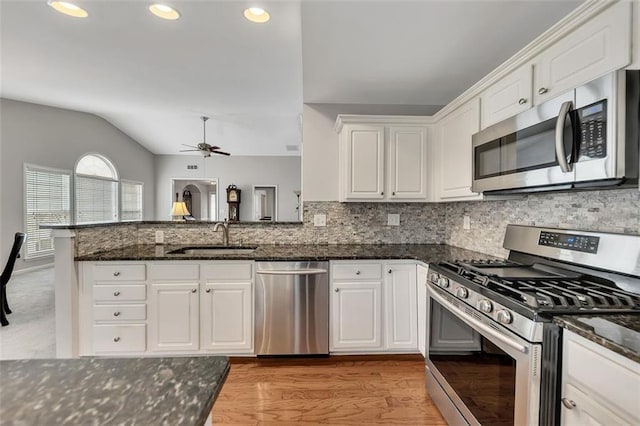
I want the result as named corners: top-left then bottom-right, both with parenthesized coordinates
top-left (212, 355), bottom-right (446, 425)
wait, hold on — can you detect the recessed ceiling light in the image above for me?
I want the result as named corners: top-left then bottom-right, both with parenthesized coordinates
top-left (47, 1), bottom-right (88, 18)
top-left (244, 7), bottom-right (270, 23)
top-left (149, 3), bottom-right (180, 20)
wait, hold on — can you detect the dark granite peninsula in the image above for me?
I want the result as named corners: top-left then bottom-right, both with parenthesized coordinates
top-left (0, 356), bottom-right (229, 425)
top-left (554, 314), bottom-right (640, 363)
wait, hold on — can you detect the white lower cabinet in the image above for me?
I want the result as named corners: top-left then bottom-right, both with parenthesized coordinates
top-left (561, 330), bottom-right (640, 425)
top-left (149, 283), bottom-right (200, 352)
top-left (330, 260), bottom-right (418, 353)
top-left (201, 282), bottom-right (252, 352)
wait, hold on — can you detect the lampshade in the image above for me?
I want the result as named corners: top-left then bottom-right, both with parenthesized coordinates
top-left (170, 201), bottom-right (190, 217)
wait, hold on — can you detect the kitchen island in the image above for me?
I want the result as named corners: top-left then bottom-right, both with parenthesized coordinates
top-left (0, 356), bottom-right (229, 425)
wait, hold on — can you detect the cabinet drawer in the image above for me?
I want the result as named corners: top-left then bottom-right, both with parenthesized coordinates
top-left (203, 262), bottom-right (252, 280)
top-left (93, 324), bottom-right (146, 353)
top-left (149, 263), bottom-right (199, 281)
top-left (93, 304), bottom-right (146, 321)
top-left (93, 285), bottom-right (146, 302)
top-left (93, 264), bottom-right (146, 281)
top-left (332, 263), bottom-right (382, 280)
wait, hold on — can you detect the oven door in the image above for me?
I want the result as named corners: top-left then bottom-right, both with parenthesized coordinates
top-left (426, 285), bottom-right (541, 426)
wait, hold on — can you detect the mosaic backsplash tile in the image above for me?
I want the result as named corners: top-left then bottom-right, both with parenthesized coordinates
top-left (73, 188), bottom-right (639, 259)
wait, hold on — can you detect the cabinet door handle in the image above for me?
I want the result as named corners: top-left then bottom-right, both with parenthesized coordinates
top-left (392, 191), bottom-right (395, 196)
top-left (191, 289), bottom-right (197, 293)
top-left (538, 87), bottom-right (548, 95)
top-left (113, 271), bottom-right (121, 277)
top-left (206, 289), bottom-right (212, 293)
top-left (334, 288), bottom-right (339, 293)
top-left (113, 337), bottom-right (121, 342)
top-left (388, 269), bottom-right (392, 274)
top-left (113, 291), bottom-right (121, 296)
top-left (113, 311), bottom-right (121, 317)
top-left (355, 270), bottom-right (361, 275)
top-left (381, 192), bottom-right (384, 196)
top-left (561, 398), bottom-right (576, 409)
top-left (518, 98), bottom-right (527, 105)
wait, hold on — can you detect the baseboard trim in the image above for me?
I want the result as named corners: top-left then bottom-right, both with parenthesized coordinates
top-left (14, 263), bottom-right (54, 275)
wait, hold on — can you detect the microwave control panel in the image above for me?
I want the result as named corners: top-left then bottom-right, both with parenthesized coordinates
top-left (538, 231), bottom-right (600, 254)
top-left (577, 100), bottom-right (607, 159)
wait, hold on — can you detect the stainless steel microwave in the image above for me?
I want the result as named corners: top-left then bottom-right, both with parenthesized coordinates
top-left (472, 70), bottom-right (639, 195)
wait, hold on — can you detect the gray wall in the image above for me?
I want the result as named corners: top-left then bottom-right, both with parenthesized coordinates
top-left (0, 98), bottom-right (155, 270)
top-left (155, 155), bottom-right (301, 222)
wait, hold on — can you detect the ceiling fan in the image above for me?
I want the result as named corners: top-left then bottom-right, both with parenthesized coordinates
top-left (180, 116), bottom-right (231, 157)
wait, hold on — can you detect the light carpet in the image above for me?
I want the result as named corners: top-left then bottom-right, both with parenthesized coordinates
top-left (0, 267), bottom-right (56, 359)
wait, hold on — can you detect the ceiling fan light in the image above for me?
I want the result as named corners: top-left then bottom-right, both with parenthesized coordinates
top-left (47, 1), bottom-right (88, 18)
top-left (244, 7), bottom-right (270, 23)
top-left (149, 3), bottom-right (180, 20)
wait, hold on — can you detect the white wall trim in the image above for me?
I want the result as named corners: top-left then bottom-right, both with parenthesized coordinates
top-left (334, 114), bottom-right (435, 133)
top-left (14, 262), bottom-right (54, 275)
top-left (432, 0), bottom-right (617, 120)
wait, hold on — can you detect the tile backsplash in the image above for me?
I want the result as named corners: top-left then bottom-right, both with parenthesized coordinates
top-left (73, 188), bottom-right (639, 259)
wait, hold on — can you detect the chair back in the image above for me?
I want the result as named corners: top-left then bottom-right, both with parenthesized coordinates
top-left (1, 233), bottom-right (26, 286)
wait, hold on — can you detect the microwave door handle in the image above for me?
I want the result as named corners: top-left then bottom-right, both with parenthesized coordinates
top-left (555, 101), bottom-right (574, 173)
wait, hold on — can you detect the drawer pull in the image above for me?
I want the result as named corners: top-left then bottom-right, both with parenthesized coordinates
top-left (538, 87), bottom-right (548, 95)
top-left (191, 289), bottom-right (197, 293)
top-left (561, 398), bottom-right (576, 409)
top-left (355, 270), bottom-right (361, 275)
top-left (113, 311), bottom-right (121, 317)
top-left (334, 288), bottom-right (339, 293)
top-left (113, 291), bottom-right (121, 297)
top-left (206, 289), bottom-right (212, 293)
top-left (113, 271), bottom-right (121, 277)
top-left (113, 337), bottom-right (121, 342)
top-left (518, 98), bottom-right (527, 105)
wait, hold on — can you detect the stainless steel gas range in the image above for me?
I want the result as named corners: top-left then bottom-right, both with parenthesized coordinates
top-left (425, 225), bottom-right (640, 426)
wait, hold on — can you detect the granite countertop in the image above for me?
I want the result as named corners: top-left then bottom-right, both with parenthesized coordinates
top-left (554, 314), bottom-right (640, 363)
top-left (75, 243), bottom-right (499, 264)
top-left (0, 356), bottom-right (230, 426)
top-left (42, 220), bottom-right (303, 229)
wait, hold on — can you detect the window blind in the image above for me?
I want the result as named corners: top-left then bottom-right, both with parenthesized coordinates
top-left (75, 176), bottom-right (118, 223)
top-left (24, 166), bottom-right (71, 258)
top-left (121, 181), bottom-right (143, 221)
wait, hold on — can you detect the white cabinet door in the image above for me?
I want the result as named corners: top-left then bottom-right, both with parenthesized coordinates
top-left (149, 283), bottom-right (199, 352)
top-left (201, 282), bottom-right (252, 352)
top-left (342, 125), bottom-right (385, 200)
top-left (534, 1), bottom-right (631, 104)
top-left (416, 265), bottom-right (428, 357)
top-left (331, 281), bottom-right (383, 350)
top-left (437, 98), bottom-right (483, 201)
top-left (384, 264), bottom-right (418, 350)
top-left (561, 383), bottom-right (631, 426)
top-left (481, 65), bottom-right (533, 128)
top-left (388, 126), bottom-right (428, 200)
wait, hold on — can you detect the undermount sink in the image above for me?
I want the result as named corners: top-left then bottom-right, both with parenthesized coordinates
top-left (168, 246), bottom-right (257, 255)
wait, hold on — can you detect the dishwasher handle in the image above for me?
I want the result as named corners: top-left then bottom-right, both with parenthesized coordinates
top-left (256, 268), bottom-right (328, 276)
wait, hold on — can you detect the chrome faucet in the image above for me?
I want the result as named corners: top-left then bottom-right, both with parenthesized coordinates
top-left (213, 220), bottom-right (230, 246)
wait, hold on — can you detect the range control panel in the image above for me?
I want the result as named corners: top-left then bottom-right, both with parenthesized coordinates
top-left (577, 100), bottom-right (607, 159)
top-left (538, 231), bottom-right (600, 254)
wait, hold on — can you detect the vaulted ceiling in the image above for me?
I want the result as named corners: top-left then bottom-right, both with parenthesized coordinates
top-left (0, 0), bottom-right (581, 155)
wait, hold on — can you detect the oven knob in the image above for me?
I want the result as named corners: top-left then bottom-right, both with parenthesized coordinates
top-left (456, 287), bottom-right (469, 299)
top-left (437, 277), bottom-right (450, 288)
top-left (497, 310), bottom-right (513, 324)
top-left (479, 300), bottom-right (493, 313)
top-left (430, 272), bottom-right (440, 283)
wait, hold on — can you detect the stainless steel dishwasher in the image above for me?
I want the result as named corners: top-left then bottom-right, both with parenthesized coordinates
top-left (255, 261), bottom-right (329, 356)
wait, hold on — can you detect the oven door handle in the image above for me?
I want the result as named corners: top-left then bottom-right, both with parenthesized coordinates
top-left (429, 288), bottom-right (529, 354)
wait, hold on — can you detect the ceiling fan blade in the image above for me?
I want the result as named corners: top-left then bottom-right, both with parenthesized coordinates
top-left (212, 150), bottom-right (231, 156)
top-left (179, 149), bottom-right (200, 152)
top-left (181, 144), bottom-right (198, 148)
top-left (207, 146), bottom-right (221, 151)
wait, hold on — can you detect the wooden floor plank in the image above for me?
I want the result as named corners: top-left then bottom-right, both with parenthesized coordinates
top-left (212, 356), bottom-right (446, 425)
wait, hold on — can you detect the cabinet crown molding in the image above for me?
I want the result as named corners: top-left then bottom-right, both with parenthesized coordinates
top-left (334, 114), bottom-right (434, 133)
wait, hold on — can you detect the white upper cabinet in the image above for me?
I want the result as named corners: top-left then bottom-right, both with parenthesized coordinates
top-left (533, 1), bottom-right (631, 104)
top-left (481, 65), bottom-right (533, 129)
top-left (341, 124), bottom-right (386, 200)
top-left (336, 116), bottom-right (430, 202)
top-left (435, 98), bottom-right (483, 201)
top-left (388, 126), bottom-right (428, 199)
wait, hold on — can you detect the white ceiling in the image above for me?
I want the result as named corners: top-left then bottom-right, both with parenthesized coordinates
top-left (1, 0), bottom-right (581, 156)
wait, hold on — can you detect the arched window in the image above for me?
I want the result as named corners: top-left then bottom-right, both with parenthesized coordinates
top-left (75, 154), bottom-right (119, 223)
